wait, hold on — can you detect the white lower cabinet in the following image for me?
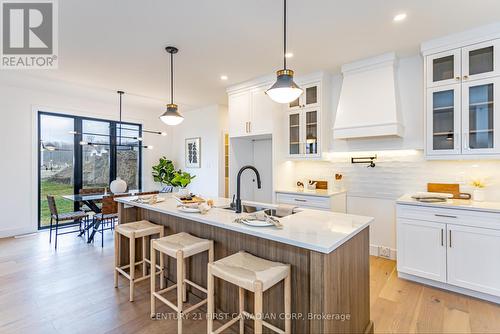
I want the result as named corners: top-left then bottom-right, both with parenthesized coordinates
top-left (447, 224), bottom-right (500, 296)
top-left (396, 203), bottom-right (500, 301)
top-left (397, 219), bottom-right (447, 282)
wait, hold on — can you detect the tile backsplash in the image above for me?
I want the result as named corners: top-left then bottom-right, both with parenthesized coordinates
top-left (287, 150), bottom-right (500, 201)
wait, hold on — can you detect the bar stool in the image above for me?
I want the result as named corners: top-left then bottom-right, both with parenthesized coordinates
top-left (150, 232), bottom-right (214, 334)
top-left (114, 220), bottom-right (164, 302)
top-left (207, 251), bottom-right (291, 334)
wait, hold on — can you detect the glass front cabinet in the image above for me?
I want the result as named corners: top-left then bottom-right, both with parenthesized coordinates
top-left (425, 38), bottom-right (500, 157)
top-left (287, 108), bottom-right (320, 158)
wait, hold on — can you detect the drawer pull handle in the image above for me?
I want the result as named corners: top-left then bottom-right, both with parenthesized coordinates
top-left (435, 214), bottom-right (457, 219)
top-left (294, 199), bottom-right (307, 202)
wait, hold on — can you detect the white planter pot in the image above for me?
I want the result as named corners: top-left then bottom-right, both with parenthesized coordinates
top-left (110, 177), bottom-right (127, 194)
top-left (472, 189), bottom-right (485, 202)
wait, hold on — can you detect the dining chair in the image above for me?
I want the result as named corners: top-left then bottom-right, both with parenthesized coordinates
top-left (93, 194), bottom-right (129, 247)
top-left (78, 187), bottom-right (106, 212)
top-left (47, 195), bottom-right (88, 249)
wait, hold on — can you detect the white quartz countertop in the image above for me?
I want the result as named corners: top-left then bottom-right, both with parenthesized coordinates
top-left (115, 195), bottom-right (372, 254)
top-left (275, 188), bottom-right (346, 197)
top-left (397, 194), bottom-right (500, 214)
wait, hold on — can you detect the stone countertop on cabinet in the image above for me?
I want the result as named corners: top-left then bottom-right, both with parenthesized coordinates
top-left (116, 195), bottom-right (372, 254)
top-left (397, 194), bottom-right (500, 214)
top-left (275, 188), bottom-right (347, 198)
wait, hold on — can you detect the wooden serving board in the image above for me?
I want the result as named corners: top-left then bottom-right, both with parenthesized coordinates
top-left (174, 195), bottom-right (206, 204)
top-left (312, 180), bottom-right (328, 190)
top-left (427, 183), bottom-right (460, 199)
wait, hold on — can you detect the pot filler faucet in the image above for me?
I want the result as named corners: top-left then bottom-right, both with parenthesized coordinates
top-left (234, 165), bottom-right (261, 213)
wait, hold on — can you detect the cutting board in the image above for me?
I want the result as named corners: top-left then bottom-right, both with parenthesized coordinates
top-left (427, 183), bottom-right (460, 199)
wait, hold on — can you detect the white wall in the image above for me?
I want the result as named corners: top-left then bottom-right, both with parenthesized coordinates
top-left (169, 105), bottom-right (228, 197)
top-left (275, 55), bottom-right (500, 259)
top-left (0, 72), bottom-right (172, 238)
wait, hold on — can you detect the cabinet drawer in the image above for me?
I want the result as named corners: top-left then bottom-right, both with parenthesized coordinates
top-left (276, 193), bottom-right (331, 210)
top-left (397, 204), bottom-right (500, 230)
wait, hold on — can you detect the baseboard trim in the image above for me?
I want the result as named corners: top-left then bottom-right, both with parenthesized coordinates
top-left (398, 271), bottom-right (500, 304)
top-left (369, 244), bottom-right (397, 260)
top-left (0, 226), bottom-right (37, 239)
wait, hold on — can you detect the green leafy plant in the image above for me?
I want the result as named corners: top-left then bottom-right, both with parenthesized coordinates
top-left (171, 171), bottom-right (196, 188)
top-left (152, 157), bottom-right (177, 186)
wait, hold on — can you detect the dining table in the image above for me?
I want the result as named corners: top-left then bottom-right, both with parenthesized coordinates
top-left (63, 189), bottom-right (143, 243)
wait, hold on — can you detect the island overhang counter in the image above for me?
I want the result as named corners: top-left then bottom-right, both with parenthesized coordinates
top-left (115, 196), bottom-right (374, 333)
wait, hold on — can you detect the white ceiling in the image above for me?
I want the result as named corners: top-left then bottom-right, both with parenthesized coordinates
top-left (27, 0), bottom-right (500, 109)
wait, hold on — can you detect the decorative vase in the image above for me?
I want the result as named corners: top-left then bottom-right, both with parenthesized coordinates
top-left (178, 187), bottom-right (190, 197)
top-left (472, 189), bottom-right (485, 202)
top-left (110, 177), bottom-right (127, 194)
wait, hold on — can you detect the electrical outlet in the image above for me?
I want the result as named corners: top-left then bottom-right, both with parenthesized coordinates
top-left (379, 246), bottom-right (391, 258)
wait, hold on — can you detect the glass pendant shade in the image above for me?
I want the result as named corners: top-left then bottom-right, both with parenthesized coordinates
top-left (266, 69), bottom-right (303, 104)
top-left (160, 103), bottom-right (184, 125)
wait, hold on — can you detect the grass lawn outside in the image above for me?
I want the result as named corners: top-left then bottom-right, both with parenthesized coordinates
top-left (40, 180), bottom-right (75, 227)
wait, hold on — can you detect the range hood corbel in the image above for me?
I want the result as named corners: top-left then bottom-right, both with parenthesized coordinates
top-left (334, 52), bottom-right (404, 139)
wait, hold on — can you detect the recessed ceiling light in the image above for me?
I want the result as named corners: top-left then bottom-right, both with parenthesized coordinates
top-left (393, 13), bottom-right (407, 22)
top-left (285, 52), bottom-right (294, 58)
top-left (220, 75), bottom-right (228, 81)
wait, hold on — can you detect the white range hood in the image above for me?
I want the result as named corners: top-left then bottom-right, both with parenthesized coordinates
top-left (334, 52), bottom-right (404, 139)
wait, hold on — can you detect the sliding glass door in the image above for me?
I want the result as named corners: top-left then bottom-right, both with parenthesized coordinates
top-left (38, 112), bottom-right (142, 228)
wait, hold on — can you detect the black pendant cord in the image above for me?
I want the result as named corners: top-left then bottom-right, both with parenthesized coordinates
top-left (170, 51), bottom-right (174, 104)
top-left (283, 0), bottom-right (287, 70)
top-left (118, 91), bottom-right (123, 145)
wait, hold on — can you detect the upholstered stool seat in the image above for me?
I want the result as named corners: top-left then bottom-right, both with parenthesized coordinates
top-left (114, 220), bottom-right (164, 302)
top-left (150, 232), bottom-right (214, 334)
top-left (208, 251), bottom-right (291, 334)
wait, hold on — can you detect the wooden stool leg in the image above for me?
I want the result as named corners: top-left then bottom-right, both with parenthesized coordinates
top-left (150, 240), bottom-right (156, 318)
top-left (176, 250), bottom-right (184, 334)
top-left (114, 231), bottom-right (119, 288)
top-left (207, 265), bottom-right (214, 334)
top-left (159, 230), bottom-right (165, 290)
top-left (142, 236), bottom-right (147, 277)
top-left (254, 281), bottom-right (263, 334)
top-left (239, 287), bottom-right (245, 334)
top-left (183, 258), bottom-right (187, 302)
top-left (284, 271), bottom-right (291, 334)
top-left (129, 234), bottom-right (135, 302)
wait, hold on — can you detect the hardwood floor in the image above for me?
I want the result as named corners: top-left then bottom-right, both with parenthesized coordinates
top-left (0, 231), bottom-right (499, 334)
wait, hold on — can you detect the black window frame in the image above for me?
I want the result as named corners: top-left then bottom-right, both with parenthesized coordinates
top-left (37, 111), bottom-right (143, 230)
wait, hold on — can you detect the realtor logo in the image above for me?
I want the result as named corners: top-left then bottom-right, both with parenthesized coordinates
top-left (1, 0), bottom-right (58, 69)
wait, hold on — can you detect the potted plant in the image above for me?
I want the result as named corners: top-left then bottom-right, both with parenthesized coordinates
top-left (152, 157), bottom-right (177, 193)
top-left (471, 179), bottom-right (486, 202)
top-left (171, 171), bottom-right (196, 196)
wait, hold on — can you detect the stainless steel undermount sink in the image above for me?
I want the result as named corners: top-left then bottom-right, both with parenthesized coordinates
top-left (222, 204), bottom-right (295, 218)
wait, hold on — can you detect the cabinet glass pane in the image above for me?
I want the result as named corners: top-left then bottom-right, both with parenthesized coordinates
top-left (469, 46), bottom-right (494, 76)
top-left (305, 86), bottom-right (317, 105)
top-left (305, 111), bottom-right (318, 154)
top-left (468, 83), bottom-right (494, 149)
top-left (433, 55), bottom-right (454, 83)
top-left (432, 90), bottom-right (455, 150)
top-left (289, 98), bottom-right (300, 108)
top-left (289, 113), bottom-right (300, 154)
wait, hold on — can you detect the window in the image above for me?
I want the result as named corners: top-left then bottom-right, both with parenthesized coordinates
top-left (38, 112), bottom-right (142, 228)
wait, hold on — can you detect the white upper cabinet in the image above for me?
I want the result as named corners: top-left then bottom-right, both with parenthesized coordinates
top-left (227, 82), bottom-right (280, 138)
top-left (228, 91), bottom-right (251, 138)
top-left (462, 40), bottom-right (500, 82)
top-left (423, 33), bottom-right (500, 159)
top-left (287, 82), bottom-right (320, 111)
top-left (285, 72), bottom-right (331, 159)
top-left (462, 77), bottom-right (500, 154)
top-left (426, 49), bottom-right (461, 87)
top-left (426, 84), bottom-right (462, 156)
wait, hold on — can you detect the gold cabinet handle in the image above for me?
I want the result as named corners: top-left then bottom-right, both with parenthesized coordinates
top-left (455, 76), bottom-right (461, 80)
top-left (463, 75), bottom-right (469, 80)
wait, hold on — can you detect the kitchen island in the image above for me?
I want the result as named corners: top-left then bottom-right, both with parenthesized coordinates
top-left (115, 196), bottom-right (373, 333)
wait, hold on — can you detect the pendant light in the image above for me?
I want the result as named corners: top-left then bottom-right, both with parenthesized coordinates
top-left (160, 46), bottom-right (184, 125)
top-left (266, 0), bottom-right (303, 104)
